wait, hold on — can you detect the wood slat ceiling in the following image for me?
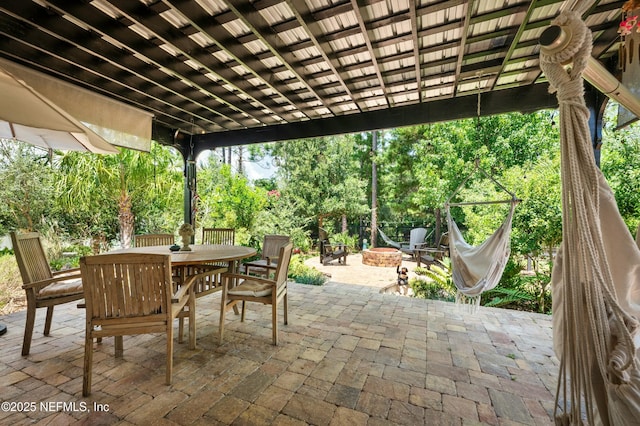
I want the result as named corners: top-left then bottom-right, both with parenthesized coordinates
top-left (0, 0), bottom-right (626, 149)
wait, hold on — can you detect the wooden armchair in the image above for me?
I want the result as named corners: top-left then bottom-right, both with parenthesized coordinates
top-left (245, 234), bottom-right (291, 276)
top-left (320, 240), bottom-right (348, 265)
top-left (195, 227), bottom-right (235, 315)
top-left (133, 233), bottom-right (175, 247)
top-left (134, 232), bottom-right (183, 287)
top-left (10, 231), bottom-right (84, 356)
top-left (219, 242), bottom-right (294, 345)
top-left (80, 253), bottom-right (215, 396)
top-left (202, 227), bottom-right (235, 245)
top-left (414, 232), bottom-right (449, 268)
top-left (198, 227), bottom-right (235, 294)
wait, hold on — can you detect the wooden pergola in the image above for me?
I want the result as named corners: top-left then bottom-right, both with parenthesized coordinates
top-left (0, 0), bottom-right (627, 223)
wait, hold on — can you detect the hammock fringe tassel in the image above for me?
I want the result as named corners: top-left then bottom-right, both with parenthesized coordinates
top-left (455, 292), bottom-right (481, 314)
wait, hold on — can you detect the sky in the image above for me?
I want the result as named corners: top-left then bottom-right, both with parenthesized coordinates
top-left (244, 155), bottom-right (277, 181)
top-left (197, 148), bottom-right (277, 181)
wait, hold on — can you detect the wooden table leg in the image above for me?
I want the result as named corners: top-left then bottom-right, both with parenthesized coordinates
top-left (228, 260), bottom-right (240, 315)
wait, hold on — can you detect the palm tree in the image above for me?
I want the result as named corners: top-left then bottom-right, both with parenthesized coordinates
top-left (57, 141), bottom-right (183, 248)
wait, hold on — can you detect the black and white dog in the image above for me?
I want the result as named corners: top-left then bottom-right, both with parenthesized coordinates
top-left (396, 265), bottom-right (409, 295)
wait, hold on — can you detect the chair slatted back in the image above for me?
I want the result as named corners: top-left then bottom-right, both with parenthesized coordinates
top-left (274, 242), bottom-right (294, 290)
top-left (262, 235), bottom-right (290, 260)
top-left (409, 228), bottom-right (428, 250)
top-left (202, 228), bottom-right (235, 245)
top-left (11, 231), bottom-right (53, 285)
top-left (439, 232), bottom-right (449, 248)
top-left (134, 233), bottom-right (175, 247)
top-left (81, 254), bottom-right (172, 322)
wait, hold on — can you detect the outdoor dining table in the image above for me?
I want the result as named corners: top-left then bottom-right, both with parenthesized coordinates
top-left (108, 243), bottom-right (256, 273)
top-left (107, 244), bottom-right (258, 316)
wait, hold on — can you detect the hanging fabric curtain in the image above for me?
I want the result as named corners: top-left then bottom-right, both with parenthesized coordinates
top-left (539, 9), bottom-right (640, 425)
top-left (445, 162), bottom-right (519, 309)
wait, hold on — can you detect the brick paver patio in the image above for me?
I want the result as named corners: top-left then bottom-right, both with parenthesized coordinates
top-left (0, 280), bottom-right (558, 425)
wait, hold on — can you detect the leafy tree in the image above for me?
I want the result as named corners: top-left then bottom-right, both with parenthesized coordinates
top-left (253, 176), bottom-right (277, 192)
top-left (252, 190), bottom-right (312, 252)
top-left (132, 145), bottom-right (184, 235)
top-left (376, 126), bottom-right (424, 219)
top-left (267, 136), bottom-right (369, 232)
top-left (471, 112), bottom-right (559, 168)
top-left (378, 120), bottom-right (475, 238)
top-left (380, 110), bottom-right (559, 239)
top-left (196, 156), bottom-right (266, 244)
top-left (601, 102), bottom-right (640, 234)
top-left (0, 140), bottom-right (55, 234)
top-left (506, 157), bottom-right (562, 260)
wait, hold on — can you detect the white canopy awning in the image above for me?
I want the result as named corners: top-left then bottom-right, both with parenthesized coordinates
top-left (0, 58), bottom-right (153, 151)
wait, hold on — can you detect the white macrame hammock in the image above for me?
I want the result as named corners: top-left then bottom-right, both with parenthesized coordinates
top-left (540, 9), bottom-right (640, 426)
top-left (445, 164), bottom-right (519, 310)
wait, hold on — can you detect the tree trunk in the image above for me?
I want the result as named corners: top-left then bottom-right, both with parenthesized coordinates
top-left (118, 191), bottom-right (134, 248)
top-left (237, 145), bottom-right (244, 175)
top-left (342, 214), bottom-right (347, 233)
top-left (371, 130), bottom-right (378, 248)
top-left (434, 207), bottom-right (442, 244)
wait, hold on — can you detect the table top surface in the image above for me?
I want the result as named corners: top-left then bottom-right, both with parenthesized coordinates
top-left (109, 244), bottom-right (257, 265)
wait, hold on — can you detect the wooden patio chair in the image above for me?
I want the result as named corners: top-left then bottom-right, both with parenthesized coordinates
top-left (415, 232), bottom-right (449, 268)
top-left (134, 232), bottom-right (183, 287)
top-left (320, 240), bottom-right (348, 265)
top-left (198, 227), bottom-right (235, 300)
top-left (219, 242), bottom-right (294, 345)
top-left (133, 233), bottom-right (175, 247)
top-left (80, 253), bottom-right (216, 396)
top-left (201, 227), bottom-right (235, 245)
top-left (10, 231), bottom-right (84, 356)
top-left (198, 227), bottom-right (235, 292)
top-left (245, 234), bottom-right (291, 277)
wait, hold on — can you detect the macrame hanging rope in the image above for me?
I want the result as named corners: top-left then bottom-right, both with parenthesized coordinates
top-left (445, 159), bottom-right (520, 207)
top-left (540, 10), bottom-right (640, 425)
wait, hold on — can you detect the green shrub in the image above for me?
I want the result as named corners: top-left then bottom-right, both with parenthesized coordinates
top-left (290, 229), bottom-right (312, 253)
top-left (482, 287), bottom-right (536, 309)
top-left (411, 259), bottom-right (456, 300)
top-left (411, 277), bottom-right (455, 301)
top-left (294, 272), bottom-right (327, 286)
top-left (482, 271), bottom-right (551, 313)
top-left (49, 244), bottom-right (93, 271)
top-left (481, 258), bottom-right (551, 313)
top-left (410, 255), bottom-right (551, 314)
top-left (288, 254), bottom-right (327, 286)
top-left (329, 231), bottom-right (359, 252)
